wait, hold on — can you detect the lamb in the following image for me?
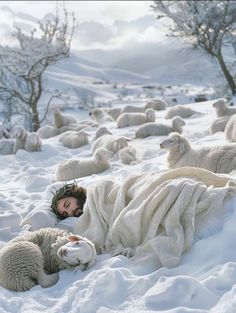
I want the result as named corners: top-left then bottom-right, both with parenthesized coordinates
top-left (56, 147), bottom-right (113, 181)
top-left (225, 114), bottom-right (236, 142)
top-left (119, 146), bottom-right (137, 164)
top-left (37, 125), bottom-right (61, 139)
top-left (117, 109), bottom-right (156, 128)
top-left (13, 126), bottom-right (29, 153)
top-left (107, 108), bottom-right (122, 121)
top-left (145, 98), bottom-right (167, 111)
top-left (59, 131), bottom-right (89, 149)
top-left (89, 108), bottom-right (113, 124)
top-left (165, 105), bottom-right (201, 119)
top-left (209, 115), bottom-right (230, 134)
top-left (135, 116), bottom-right (185, 138)
top-left (92, 134), bottom-right (130, 154)
top-left (0, 228), bottom-right (96, 291)
top-left (24, 132), bottom-right (42, 152)
top-left (160, 132), bottom-right (236, 173)
top-left (93, 126), bottom-right (112, 141)
top-left (213, 98), bottom-right (236, 117)
top-left (53, 108), bottom-right (77, 128)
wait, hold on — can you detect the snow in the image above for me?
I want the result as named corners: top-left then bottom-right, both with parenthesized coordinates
top-left (1, 3), bottom-right (236, 313)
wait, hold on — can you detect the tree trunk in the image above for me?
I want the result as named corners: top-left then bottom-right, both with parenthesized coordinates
top-left (31, 103), bottom-right (40, 131)
top-left (216, 52), bottom-right (236, 95)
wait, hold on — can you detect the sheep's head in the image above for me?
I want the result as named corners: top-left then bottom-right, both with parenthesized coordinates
top-left (89, 109), bottom-right (103, 119)
top-left (13, 126), bottom-right (28, 140)
top-left (145, 109), bottom-right (156, 122)
top-left (57, 235), bottom-right (96, 270)
top-left (114, 136), bottom-right (130, 150)
top-left (160, 132), bottom-right (190, 153)
top-left (95, 127), bottom-right (112, 138)
top-left (212, 99), bottom-right (227, 113)
top-left (94, 147), bottom-right (113, 163)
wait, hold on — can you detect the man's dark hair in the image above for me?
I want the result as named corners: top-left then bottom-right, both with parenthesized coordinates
top-left (51, 182), bottom-right (87, 220)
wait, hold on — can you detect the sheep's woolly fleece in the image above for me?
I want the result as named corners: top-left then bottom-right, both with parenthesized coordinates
top-left (2, 99), bottom-right (236, 313)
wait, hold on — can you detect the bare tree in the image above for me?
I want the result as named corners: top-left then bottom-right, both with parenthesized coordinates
top-left (0, 7), bottom-right (75, 131)
top-left (152, 1), bottom-right (236, 95)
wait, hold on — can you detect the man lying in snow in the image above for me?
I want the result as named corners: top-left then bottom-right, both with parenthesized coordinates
top-left (21, 167), bottom-right (236, 268)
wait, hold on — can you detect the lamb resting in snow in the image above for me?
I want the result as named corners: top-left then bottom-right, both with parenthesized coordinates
top-left (56, 147), bottom-right (113, 181)
top-left (59, 131), bottom-right (89, 149)
top-left (135, 116), bottom-right (185, 138)
top-left (53, 108), bottom-right (77, 128)
top-left (225, 114), bottom-right (236, 142)
top-left (160, 132), bottom-right (236, 173)
top-left (89, 108), bottom-right (113, 124)
top-left (93, 126), bottom-right (112, 141)
top-left (210, 115), bottom-right (230, 134)
top-left (119, 146), bottom-right (137, 164)
top-left (92, 134), bottom-right (130, 154)
top-left (0, 228), bottom-right (96, 291)
top-left (213, 98), bottom-right (236, 117)
top-left (117, 109), bottom-right (155, 128)
top-left (165, 105), bottom-right (201, 119)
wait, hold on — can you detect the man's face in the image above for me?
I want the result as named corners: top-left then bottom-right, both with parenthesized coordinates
top-left (57, 196), bottom-right (82, 218)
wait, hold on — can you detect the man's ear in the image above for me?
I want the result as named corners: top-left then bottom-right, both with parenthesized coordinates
top-left (68, 235), bottom-right (81, 242)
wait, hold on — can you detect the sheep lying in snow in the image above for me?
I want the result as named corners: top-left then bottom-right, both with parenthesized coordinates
top-left (0, 228), bottom-right (96, 291)
top-left (209, 115), bottom-right (230, 134)
top-left (225, 114), bottom-right (236, 142)
top-left (53, 108), bottom-right (77, 128)
top-left (89, 108), bottom-right (113, 124)
top-left (37, 125), bottom-right (61, 139)
top-left (160, 132), bottom-right (236, 173)
top-left (13, 126), bottom-right (42, 152)
top-left (122, 104), bottom-right (147, 113)
top-left (107, 108), bottom-right (122, 121)
top-left (92, 134), bottom-right (130, 154)
top-left (93, 126), bottom-right (112, 141)
top-left (59, 131), bottom-right (89, 149)
top-left (135, 116), bottom-right (185, 138)
top-left (117, 109), bottom-right (155, 128)
top-left (213, 98), bottom-right (236, 117)
top-left (56, 147), bottom-right (113, 181)
top-left (145, 98), bottom-right (167, 111)
top-left (165, 105), bottom-right (201, 119)
top-left (119, 146), bottom-right (137, 164)
top-left (24, 132), bottom-right (42, 152)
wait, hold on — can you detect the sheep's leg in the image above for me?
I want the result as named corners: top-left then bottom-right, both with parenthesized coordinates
top-left (37, 270), bottom-right (59, 288)
top-left (19, 278), bottom-right (36, 291)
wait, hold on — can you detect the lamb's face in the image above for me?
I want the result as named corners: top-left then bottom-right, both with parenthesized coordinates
top-left (57, 235), bottom-right (96, 268)
top-left (160, 135), bottom-right (179, 150)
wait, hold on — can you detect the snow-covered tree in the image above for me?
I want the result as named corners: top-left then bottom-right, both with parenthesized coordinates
top-left (0, 8), bottom-right (75, 131)
top-left (152, 1), bottom-right (236, 96)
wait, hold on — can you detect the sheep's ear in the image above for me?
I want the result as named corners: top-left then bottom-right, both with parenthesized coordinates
top-left (68, 235), bottom-right (81, 242)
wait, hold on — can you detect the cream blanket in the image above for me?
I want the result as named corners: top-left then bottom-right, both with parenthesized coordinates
top-left (74, 167), bottom-right (236, 267)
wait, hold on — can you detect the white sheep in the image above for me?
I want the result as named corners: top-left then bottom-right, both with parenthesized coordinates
top-left (13, 126), bottom-right (29, 153)
top-left (92, 134), bottom-right (130, 154)
top-left (145, 98), bottom-right (167, 110)
top-left (53, 108), bottom-right (77, 128)
top-left (89, 108), bottom-right (113, 124)
top-left (56, 147), bottom-right (113, 181)
top-left (0, 139), bottom-right (15, 155)
top-left (107, 108), bottom-right (122, 121)
top-left (121, 104), bottom-right (146, 113)
top-left (135, 116), bottom-right (185, 138)
top-left (59, 131), bottom-right (89, 149)
top-left (213, 98), bottom-right (236, 117)
top-left (119, 146), bottom-right (137, 164)
top-left (160, 132), bottom-right (236, 173)
top-left (0, 228), bottom-right (96, 291)
top-left (93, 126), bottom-right (112, 141)
top-left (165, 105), bottom-right (201, 119)
top-left (225, 114), bottom-right (236, 142)
top-left (209, 115), bottom-right (230, 134)
top-left (117, 109), bottom-right (156, 128)
top-left (24, 132), bottom-right (42, 152)
top-left (37, 125), bottom-right (61, 139)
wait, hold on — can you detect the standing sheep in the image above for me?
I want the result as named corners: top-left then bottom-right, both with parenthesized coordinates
top-left (56, 147), bottom-right (113, 181)
top-left (225, 114), bottom-right (236, 142)
top-left (92, 134), bottom-right (130, 154)
top-left (213, 98), bottom-right (236, 117)
top-left (53, 108), bottom-right (77, 128)
top-left (0, 228), bottom-right (96, 291)
top-left (117, 109), bottom-right (156, 128)
top-left (135, 116), bottom-right (185, 138)
top-left (160, 132), bottom-right (236, 173)
top-left (59, 131), bottom-right (89, 149)
top-left (165, 105), bottom-right (201, 119)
